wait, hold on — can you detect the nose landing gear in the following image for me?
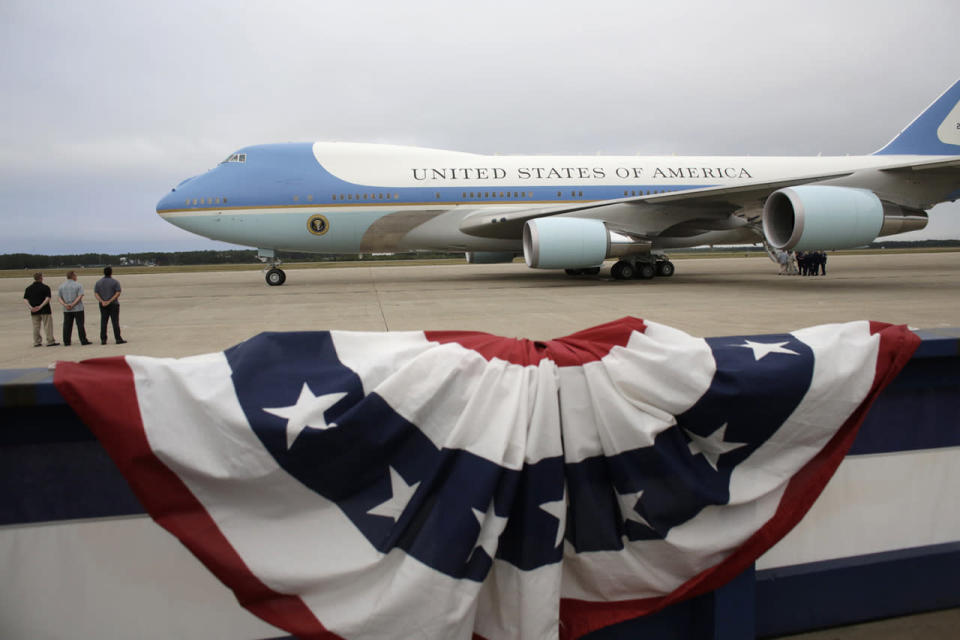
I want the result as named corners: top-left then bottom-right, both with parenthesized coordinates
top-left (258, 248), bottom-right (286, 286)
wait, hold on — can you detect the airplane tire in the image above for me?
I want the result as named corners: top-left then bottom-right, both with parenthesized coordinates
top-left (637, 264), bottom-right (656, 280)
top-left (266, 268), bottom-right (286, 286)
top-left (613, 261), bottom-right (635, 280)
top-left (656, 261), bottom-right (675, 277)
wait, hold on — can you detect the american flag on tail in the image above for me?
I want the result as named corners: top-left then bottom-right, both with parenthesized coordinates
top-left (54, 317), bottom-right (918, 639)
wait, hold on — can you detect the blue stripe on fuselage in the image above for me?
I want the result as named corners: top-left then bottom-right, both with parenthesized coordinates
top-left (156, 143), bottom-right (710, 212)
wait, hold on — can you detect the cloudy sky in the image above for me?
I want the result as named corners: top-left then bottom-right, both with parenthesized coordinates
top-left (2, 0), bottom-right (959, 254)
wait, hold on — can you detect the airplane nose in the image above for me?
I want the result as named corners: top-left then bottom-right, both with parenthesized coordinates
top-left (157, 175), bottom-right (200, 212)
top-left (156, 188), bottom-right (180, 213)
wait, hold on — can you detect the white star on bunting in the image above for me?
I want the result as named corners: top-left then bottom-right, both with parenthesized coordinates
top-left (539, 484), bottom-right (568, 548)
top-left (617, 489), bottom-right (652, 529)
top-left (367, 467), bottom-right (420, 522)
top-left (736, 339), bottom-right (799, 361)
top-left (684, 423), bottom-right (747, 471)
top-left (472, 500), bottom-right (509, 561)
top-left (262, 382), bottom-right (347, 449)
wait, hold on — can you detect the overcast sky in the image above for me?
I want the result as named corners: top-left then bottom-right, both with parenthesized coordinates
top-left (2, 0), bottom-right (960, 254)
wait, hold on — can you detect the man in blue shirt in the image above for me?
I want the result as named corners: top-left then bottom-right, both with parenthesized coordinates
top-left (94, 266), bottom-right (126, 345)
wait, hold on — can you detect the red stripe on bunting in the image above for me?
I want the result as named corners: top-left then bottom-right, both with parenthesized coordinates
top-left (426, 316), bottom-right (647, 366)
top-left (54, 357), bottom-right (341, 640)
top-left (557, 322), bottom-right (920, 639)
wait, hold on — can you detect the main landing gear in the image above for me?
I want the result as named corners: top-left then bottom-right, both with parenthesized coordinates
top-left (258, 248), bottom-right (286, 286)
top-left (608, 255), bottom-right (675, 281)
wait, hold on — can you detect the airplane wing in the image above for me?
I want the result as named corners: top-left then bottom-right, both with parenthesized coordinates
top-left (458, 170), bottom-right (854, 240)
top-left (879, 157), bottom-right (960, 174)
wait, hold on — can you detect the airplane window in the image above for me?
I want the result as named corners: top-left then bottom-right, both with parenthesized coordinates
top-left (528, 192), bottom-right (533, 198)
top-left (185, 199), bottom-right (189, 206)
top-left (192, 199), bottom-right (197, 205)
top-left (578, 191), bottom-right (583, 197)
top-left (462, 192), bottom-right (467, 198)
top-left (223, 197), bottom-right (228, 203)
top-left (216, 197), bottom-right (221, 204)
top-left (348, 194), bottom-right (353, 200)
top-left (393, 194), bottom-right (399, 199)
top-left (307, 195), bottom-right (313, 201)
top-left (558, 191), bottom-right (563, 197)
top-left (238, 154), bottom-right (246, 162)
top-left (436, 193), bottom-right (441, 199)
top-left (220, 153), bottom-right (247, 164)
top-left (293, 196), bottom-right (300, 202)
top-left (514, 192), bottom-right (519, 198)
top-left (363, 194), bottom-right (368, 200)
top-left (470, 192), bottom-right (475, 198)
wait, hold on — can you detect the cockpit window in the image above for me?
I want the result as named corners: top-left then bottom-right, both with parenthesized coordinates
top-left (220, 153), bottom-right (247, 164)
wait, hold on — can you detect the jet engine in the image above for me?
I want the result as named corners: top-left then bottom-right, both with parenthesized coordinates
top-left (465, 251), bottom-right (517, 264)
top-left (522, 217), bottom-right (648, 269)
top-left (762, 185), bottom-right (928, 251)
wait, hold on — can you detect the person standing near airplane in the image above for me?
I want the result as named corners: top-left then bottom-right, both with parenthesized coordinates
top-left (58, 271), bottom-right (91, 346)
top-left (23, 272), bottom-right (58, 347)
top-left (94, 266), bottom-right (126, 345)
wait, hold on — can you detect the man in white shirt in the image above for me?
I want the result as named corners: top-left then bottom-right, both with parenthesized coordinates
top-left (58, 271), bottom-right (91, 346)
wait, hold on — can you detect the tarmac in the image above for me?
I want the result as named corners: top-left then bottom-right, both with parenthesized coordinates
top-left (2, 250), bottom-right (959, 637)
top-left (2, 251), bottom-right (960, 370)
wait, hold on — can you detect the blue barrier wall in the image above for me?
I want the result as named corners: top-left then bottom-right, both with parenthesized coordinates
top-left (2, 328), bottom-right (958, 639)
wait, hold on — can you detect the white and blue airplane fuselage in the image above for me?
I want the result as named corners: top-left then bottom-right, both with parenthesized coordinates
top-left (157, 78), bottom-right (960, 284)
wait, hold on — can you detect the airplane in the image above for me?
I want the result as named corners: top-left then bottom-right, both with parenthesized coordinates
top-left (156, 78), bottom-right (960, 286)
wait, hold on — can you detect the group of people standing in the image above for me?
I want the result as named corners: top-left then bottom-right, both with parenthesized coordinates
top-left (775, 250), bottom-right (828, 276)
top-left (22, 267), bottom-right (126, 347)
top-left (795, 251), bottom-right (828, 276)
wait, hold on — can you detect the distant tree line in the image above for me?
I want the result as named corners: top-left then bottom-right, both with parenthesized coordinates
top-left (0, 249), bottom-right (464, 270)
top-left (2, 240), bottom-right (957, 270)
top-left (674, 239), bottom-right (960, 254)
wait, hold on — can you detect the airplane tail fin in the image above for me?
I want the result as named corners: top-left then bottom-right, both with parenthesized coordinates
top-left (874, 77), bottom-right (960, 155)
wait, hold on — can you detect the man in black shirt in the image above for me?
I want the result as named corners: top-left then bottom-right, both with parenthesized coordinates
top-left (23, 272), bottom-right (59, 347)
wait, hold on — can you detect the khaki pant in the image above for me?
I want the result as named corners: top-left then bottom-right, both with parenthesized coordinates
top-left (31, 314), bottom-right (55, 346)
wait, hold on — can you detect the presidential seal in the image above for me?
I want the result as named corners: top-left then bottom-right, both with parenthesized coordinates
top-left (307, 214), bottom-right (330, 236)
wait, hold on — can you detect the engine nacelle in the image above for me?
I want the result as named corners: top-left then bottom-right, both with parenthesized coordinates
top-left (523, 217), bottom-right (648, 269)
top-left (464, 251), bottom-right (517, 264)
top-left (523, 218), bottom-right (607, 269)
top-left (762, 185), bottom-right (928, 251)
